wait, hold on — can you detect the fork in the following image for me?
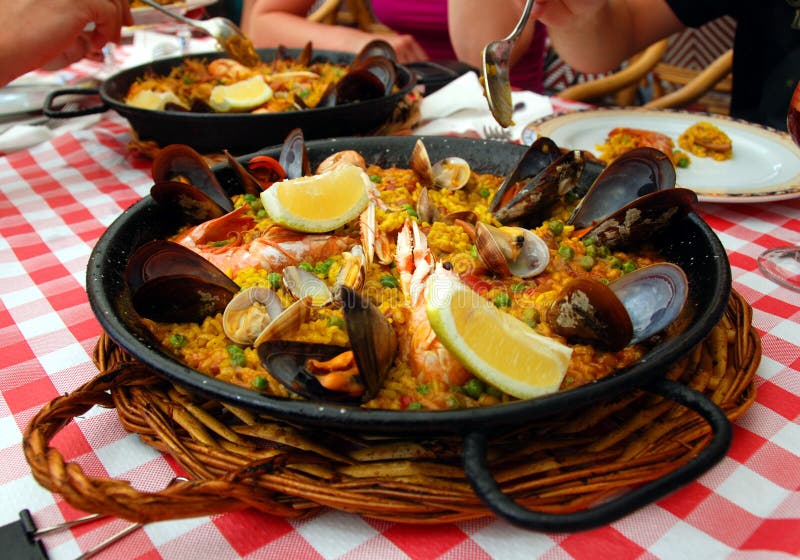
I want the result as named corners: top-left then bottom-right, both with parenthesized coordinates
top-left (137, 0), bottom-right (260, 66)
top-left (482, 124), bottom-right (513, 142)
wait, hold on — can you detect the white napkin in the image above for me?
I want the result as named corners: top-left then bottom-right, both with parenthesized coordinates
top-left (0, 114), bottom-right (102, 154)
top-left (414, 71), bottom-right (553, 141)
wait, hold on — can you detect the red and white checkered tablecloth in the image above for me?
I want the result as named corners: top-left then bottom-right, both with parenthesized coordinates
top-left (1, 95), bottom-right (799, 559)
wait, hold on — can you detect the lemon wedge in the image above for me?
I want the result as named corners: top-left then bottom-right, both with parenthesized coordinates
top-left (208, 75), bottom-right (273, 112)
top-left (260, 164), bottom-right (370, 233)
top-left (127, 89), bottom-right (188, 111)
top-left (426, 272), bottom-right (573, 399)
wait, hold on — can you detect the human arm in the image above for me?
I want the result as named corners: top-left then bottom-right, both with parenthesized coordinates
top-left (241, 0), bottom-right (428, 63)
top-left (447, 0), bottom-right (538, 69)
top-left (0, 0), bottom-right (131, 86)
top-left (531, 0), bottom-right (684, 73)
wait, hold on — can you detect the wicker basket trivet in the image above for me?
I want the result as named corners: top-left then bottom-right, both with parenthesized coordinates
top-left (24, 291), bottom-right (759, 525)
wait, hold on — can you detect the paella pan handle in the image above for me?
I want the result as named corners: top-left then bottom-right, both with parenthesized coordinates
top-left (43, 88), bottom-right (108, 118)
top-left (462, 378), bottom-right (732, 531)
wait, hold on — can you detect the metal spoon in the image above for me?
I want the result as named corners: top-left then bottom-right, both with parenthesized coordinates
top-left (137, 0), bottom-right (260, 67)
top-left (481, 0), bottom-right (535, 127)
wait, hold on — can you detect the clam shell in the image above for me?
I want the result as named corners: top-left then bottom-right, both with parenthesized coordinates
top-left (282, 265), bottom-right (333, 307)
top-left (222, 286), bottom-right (284, 345)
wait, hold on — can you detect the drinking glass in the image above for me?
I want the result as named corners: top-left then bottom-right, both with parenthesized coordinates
top-left (756, 80), bottom-right (800, 291)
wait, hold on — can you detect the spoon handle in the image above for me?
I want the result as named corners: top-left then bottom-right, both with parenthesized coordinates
top-left (505, 0), bottom-right (536, 41)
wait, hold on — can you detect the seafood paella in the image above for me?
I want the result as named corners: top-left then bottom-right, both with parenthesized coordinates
top-left (124, 40), bottom-right (400, 114)
top-left (127, 132), bottom-right (698, 411)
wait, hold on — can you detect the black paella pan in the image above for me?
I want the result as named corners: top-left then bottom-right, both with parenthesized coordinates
top-left (43, 48), bottom-right (416, 155)
top-left (87, 135), bottom-right (733, 531)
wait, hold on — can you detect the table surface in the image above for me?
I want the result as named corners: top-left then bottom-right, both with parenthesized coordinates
top-left (1, 52), bottom-right (799, 560)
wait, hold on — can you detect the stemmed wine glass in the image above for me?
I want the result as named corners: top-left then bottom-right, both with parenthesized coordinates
top-left (756, 80), bottom-right (800, 291)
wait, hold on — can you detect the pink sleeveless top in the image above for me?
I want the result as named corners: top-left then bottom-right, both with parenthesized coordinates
top-left (370, 0), bottom-right (546, 93)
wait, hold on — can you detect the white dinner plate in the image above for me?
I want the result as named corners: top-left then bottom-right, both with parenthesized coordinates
top-left (131, 0), bottom-right (219, 26)
top-left (521, 108), bottom-right (800, 203)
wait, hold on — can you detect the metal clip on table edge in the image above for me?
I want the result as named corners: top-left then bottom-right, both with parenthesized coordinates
top-left (0, 509), bottom-right (142, 560)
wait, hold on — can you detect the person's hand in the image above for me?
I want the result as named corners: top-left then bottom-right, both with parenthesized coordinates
top-left (0, 0), bottom-right (131, 83)
top-left (375, 33), bottom-right (429, 64)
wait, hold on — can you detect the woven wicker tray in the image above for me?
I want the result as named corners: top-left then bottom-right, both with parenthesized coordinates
top-left (24, 291), bottom-right (759, 525)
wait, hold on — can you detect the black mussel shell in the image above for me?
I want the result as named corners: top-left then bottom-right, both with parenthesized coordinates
top-left (339, 287), bottom-right (397, 401)
top-left (352, 39), bottom-right (397, 66)
top-left (151, 144), bottom-right (233, 213)
top-left (546, 277), bottom-right (633, 351)
top-left (258, 341), bottom-right (364, 403)
top-left (131, 275), bottom-right (237, 323)
top-left (581, 187), bottom-right (698, 249)
top-left (489, 137), bottom-right (561, 212)
top-left (150, 180), bottom-right (227, 224)
top-left (279, 128), bottom-right (311, 179)
top-left (334, 68), bottom-right (387, 105)
top-left (224, 150), bottom-right (263, 195)
top-left (568, 147), bottom-right (675, 229)
top-left (126, 240), bottom-right (239, 322)
top-left (494, 149), bottom-right (585, 225)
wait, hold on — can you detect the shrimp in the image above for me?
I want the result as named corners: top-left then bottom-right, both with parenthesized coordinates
top-left (173, 207), bottom-right (357, 275)
top-left (208, 58), bottom-right (252, 81)
top-left (394, 220), bottom-right (470, 386)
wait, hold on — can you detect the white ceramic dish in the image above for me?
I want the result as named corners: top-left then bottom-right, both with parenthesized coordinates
top-left (522, 108), bottom-right (800, 203)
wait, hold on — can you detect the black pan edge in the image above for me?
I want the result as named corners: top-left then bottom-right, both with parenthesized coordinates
top-left (87, 136), bottom-right (731, 435)
top-left (98, 48), bottom-right (417, 155)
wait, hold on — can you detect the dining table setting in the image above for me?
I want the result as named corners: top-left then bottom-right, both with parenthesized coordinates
top-left (1, 14), bottom-right (799, 560)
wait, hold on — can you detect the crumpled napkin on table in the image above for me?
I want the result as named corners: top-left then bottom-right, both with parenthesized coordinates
top-left (0, 108), bottom-right (101, 155)
top-left (414, 71), bottom-right (554, 141)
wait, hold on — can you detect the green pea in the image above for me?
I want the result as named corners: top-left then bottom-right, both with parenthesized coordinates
top-left (462, 378), bottom-right (486, 399)
top-left (585, 245), bottom-right (597, 257)
top-left (582, 237), bottom-right (595, 246)
top-left (510, 282), bottom-right (526, 292)
top-left (403, 204), bottom-right (418, 218)
top-left (622, 260), bottom-right (638, 273)
top-left (298, 262), bottom-right (313, 272)
top-left (369, 174), bottom-right (382, 183)
top-left (252, 376), bottom-right (268, 390)
top-left (416, 384), bottom-right (430, 394)
top-left (169, 333), bottom-right (187, 349)
top-left (446, 394), bottom-right (462, 409)
top-left (580, 255), bottom-right (595, 271)
top-left (314, 258), bottom-right (334, 276)
top-left (327, 316), bottom-right (345, 329)
top-left (608, 256), bottom-right (623, 269)
top-left (485, 385), bottom-right (503, 398)
top-left (243, 193), bottom-right (258, 203)
top-left (493, 293), bottom-right (511, 307)
top-left (380, 274), bottom-right (399, 288)
top-left (267, 272), bottom-right (282, 290)
top-left (558, 244), bottom-right (574, 260)
top-left (227, 345), bottom-right (246, 367)
top-left (676, 155), bottom-right (690, 168)
top-left (256, 209), bottom-right (267, 219)
top-left (548, 220), bottom-right (564, 236)
top-left (406, 402), bottom-right (423, 410)
top-left (470, 244), bottom-right (478, 259)
top-left (522, 307), bottom-right (540, 327)
top-left (478, 187), bottom-right (491, 198)
top-left (599, 278), bottom-right (610, 285)
top-left (597, 245), bottom-right (610, 258)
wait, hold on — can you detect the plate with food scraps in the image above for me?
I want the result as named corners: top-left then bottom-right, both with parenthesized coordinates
top-left (521, 108), bottom-right (800, 203)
